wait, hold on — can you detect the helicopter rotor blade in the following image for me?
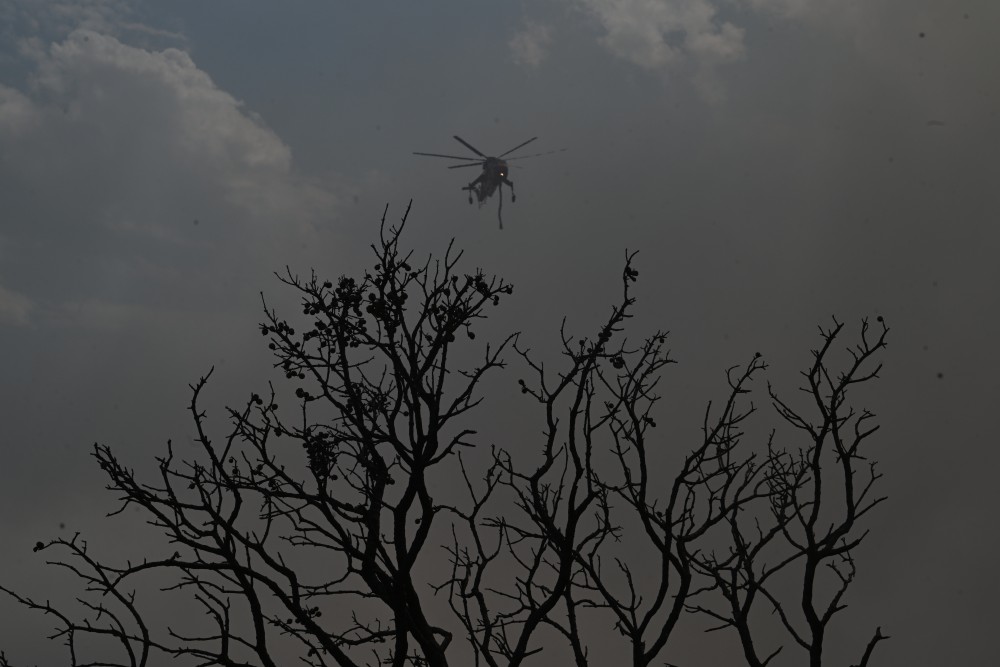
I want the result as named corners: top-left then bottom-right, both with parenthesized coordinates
top-left (506, 148), bottom-right (568, 161)
top-left (498, 136), bottom-right (538, 158)
top-left (448, 162), bottom-right (484, 169)
top-left (414, 151), bottom-right (486, 161)
top-left (452, 135), bottom-right (487, 158)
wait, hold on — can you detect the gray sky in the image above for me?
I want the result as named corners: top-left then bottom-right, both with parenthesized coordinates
top-left (1, 0), bottom-right (997, 664)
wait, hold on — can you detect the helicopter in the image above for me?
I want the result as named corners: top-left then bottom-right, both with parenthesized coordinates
top-left (414, 135), bottom-right (563, 229)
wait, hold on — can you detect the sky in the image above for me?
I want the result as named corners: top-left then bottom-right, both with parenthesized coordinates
top-left (0, 0), bottom-right (998, 664)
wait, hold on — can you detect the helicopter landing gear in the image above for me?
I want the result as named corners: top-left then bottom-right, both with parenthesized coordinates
top-left (504, 178), bottom-right (516, 203)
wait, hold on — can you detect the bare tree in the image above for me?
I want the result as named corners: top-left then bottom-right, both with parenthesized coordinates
top-left (1, 205), bottom-right (890, 667)
top-left (688, 319), bottom-right (890, 667)
top-left (440, 257), bottom-right (774, 667)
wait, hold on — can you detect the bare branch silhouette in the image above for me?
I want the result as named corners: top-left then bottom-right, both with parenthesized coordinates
top-left (2, 206), bottom-right (890, 667)
top-left (688, 317), bottom-right (890, 667)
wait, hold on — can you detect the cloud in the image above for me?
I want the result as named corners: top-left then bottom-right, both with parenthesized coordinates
top-left (0, 29), bottom-right (337, 328)
top-left (0, 83), bottom-right (36, 132)
top-left (1, 0), bottom-right (136, 36)
top-left (509, 21), bottom-right (552, 67)
top-left (572, 0), bottom-right (745, 70)
top-left (741, 0), bottom-right (821, 18)
top-left (0, 283), bottom-right (32, 325)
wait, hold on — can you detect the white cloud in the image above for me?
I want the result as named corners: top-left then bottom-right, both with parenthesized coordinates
top-left (0, 29), bottom-right (338, 327)
top-left (29, 30), bottom-right (292, 177)
top-left (510, 21), bottom-right (553, 67)
top-left (7, 28), bottom-right (337, 230)
top-left (559, 0), bottom-right (864, 99)
top-left (0, 284), bottom-right (32, 325)
top-left (0, 83), bottom-right (36, 133)
top-left (573, 0), bottom-right (745, 70)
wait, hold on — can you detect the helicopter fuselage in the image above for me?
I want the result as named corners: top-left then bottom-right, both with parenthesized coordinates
top-left (465, 157), bottom-right (511, 203)
top-left (413, 135), bottom-right (552, 227)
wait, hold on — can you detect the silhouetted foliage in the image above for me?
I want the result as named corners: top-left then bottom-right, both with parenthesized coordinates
top-left (1, 205), bottom-right (889, 667)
